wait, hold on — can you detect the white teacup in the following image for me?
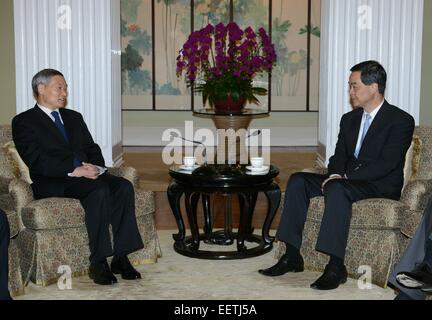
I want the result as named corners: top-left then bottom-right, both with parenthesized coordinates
top-left (250, 157), bottom-right (264, 168)
top-left (183, 156), bottom-right (196, 168)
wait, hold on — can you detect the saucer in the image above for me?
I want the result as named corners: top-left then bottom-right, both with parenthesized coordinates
top-left (246, 165), bottom-right (269, 172)
top-left (179, 164), bottom-right (200, 171)
top-left (245, 170), bottom-right (269, 175)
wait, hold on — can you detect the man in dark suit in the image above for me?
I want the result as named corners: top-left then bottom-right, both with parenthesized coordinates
top-left (12, 69), bottom-right (144, 285)
top-left (0, 209), bottom-right (11, 300)
top-left (259, 60), bottom-right (415, 290)
top-left (389, 197), bottom-right (432, 300)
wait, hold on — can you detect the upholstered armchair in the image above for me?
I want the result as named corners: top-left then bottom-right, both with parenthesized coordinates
top-left (1, 125), bottom-right (161, 286)
top-left (0, 125), bottom-right (25, 297)
top-left (274, 126), bottom-right (432, 288)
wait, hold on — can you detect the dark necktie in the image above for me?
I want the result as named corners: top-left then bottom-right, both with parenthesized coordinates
top-left (51, 111), bottom-right (81, 168)
top-left (51, 111), bottom-right (69, 142)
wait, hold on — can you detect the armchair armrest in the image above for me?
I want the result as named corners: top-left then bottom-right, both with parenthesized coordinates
top-left (108, 166), bottom-right (140, 189)
top-left (400, 179), bottom-right (432, 211)
top-left (8, 178), bottom-right (34, 216)
top-left (0, 176), bottom-right (12, 194)
top-left (301, 167), bottom-right (328, 175)
top-left (401, 208), bottom-right (424, 239)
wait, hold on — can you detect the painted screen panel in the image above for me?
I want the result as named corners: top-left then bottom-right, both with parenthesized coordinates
top-left (121, 0), bottom-right (153, 110)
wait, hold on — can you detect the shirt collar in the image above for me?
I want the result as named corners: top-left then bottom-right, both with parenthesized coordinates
top-left (37, 104), bottom-right (63, 123)
top-left (364, 100), bottom-right (384, 121)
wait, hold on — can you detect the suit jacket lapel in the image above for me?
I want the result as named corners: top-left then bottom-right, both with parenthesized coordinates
top-left (348, 109), bottom-right (363, 156)
top-left (33, 105), bottom-right (69, 147)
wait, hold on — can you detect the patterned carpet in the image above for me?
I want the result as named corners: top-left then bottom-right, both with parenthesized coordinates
top-left (16, 230), bottom-right (397, 300)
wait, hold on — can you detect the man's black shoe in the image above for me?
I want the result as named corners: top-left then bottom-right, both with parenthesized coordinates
top-left (111, 256), bottom-right (141, 280)
top-left (258, 254), bottom-right (304, 276)
top-left (396, 262), bottom-right (432, 289)
top-left (421, 284), bottom-right (432, 294)
top-left (310, 264), bottom-right (347, 290)
top-left (89, 260), bottom-right (117, 285)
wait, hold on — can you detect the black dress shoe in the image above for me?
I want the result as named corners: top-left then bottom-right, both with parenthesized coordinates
top-left (89, 260), bottom-right (117, 285)
top-left (396, 262), bottom-right (432, 289)
top-left (421, 284), bottom-right (432, 294)
top-left (111, 256), bottom-right (142, 280)
top-left (310, 264), bottom-right (347, 290)
top-left (258, 254), bottom-right (304, 277)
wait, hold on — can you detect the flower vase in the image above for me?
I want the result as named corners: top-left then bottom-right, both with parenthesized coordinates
top-left (213, 96), bottom-right (247, 113)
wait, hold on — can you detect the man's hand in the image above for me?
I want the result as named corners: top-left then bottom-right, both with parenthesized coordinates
top-left (321, 174), bottom-right (345, 192)
top-left (70, 162), bottom-right (100, 180)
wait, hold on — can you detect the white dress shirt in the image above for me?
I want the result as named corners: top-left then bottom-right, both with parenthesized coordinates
top-left (37, 104), bottom-right (64, 124)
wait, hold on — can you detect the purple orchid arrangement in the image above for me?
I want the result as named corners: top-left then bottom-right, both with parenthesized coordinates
top-left (176, 22), bottom-right (277, 109)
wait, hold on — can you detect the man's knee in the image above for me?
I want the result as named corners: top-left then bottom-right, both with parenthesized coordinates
top-left (90, 181), bottom-right (110, 200)
top-left (323, 179), bottom-right (348, 196)
top-left (118, 178), bottom-right (134, 196)
top-left (286, 172), bottom-right (308, 190)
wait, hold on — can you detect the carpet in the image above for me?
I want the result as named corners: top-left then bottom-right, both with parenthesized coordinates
top-left (17, 230), bottom-right (396, 300)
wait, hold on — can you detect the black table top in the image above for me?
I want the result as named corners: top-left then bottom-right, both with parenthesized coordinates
top-left (169, 164), bottom-right (279, 189)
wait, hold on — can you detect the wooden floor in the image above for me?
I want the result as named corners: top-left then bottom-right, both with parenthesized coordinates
top-left (123, 147), bottom-right (317, 230)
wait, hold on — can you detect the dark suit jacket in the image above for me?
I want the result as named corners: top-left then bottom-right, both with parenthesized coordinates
top-left (12, 105), bottom-right (105, 198)
top-left (327, 100), bottom-right (415, 199)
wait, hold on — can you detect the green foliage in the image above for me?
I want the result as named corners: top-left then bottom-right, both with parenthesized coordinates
top-left (157, 83), bottom-right (181, 95)
top-left (195, 74), bottom-right (267, 107)
top-left (128, 70), bottom-right (152, 94)
top-left (121, 45), bottom-right (144, 72)
top-left (299, 25), bottom-right (321, 37)
top-left (120, 0), bottom-right (142, 22)
top-left (129, 29), bottom-right (152, 55)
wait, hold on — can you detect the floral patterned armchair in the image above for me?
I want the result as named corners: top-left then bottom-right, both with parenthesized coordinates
top-left (274, 126), bottom-right (432, 288)
top-left (1, 125), bottom-right (161, 287)
top-left (0, 125), bottom-right (24, 296)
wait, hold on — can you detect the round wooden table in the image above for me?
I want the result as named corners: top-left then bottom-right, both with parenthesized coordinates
top-left (167, 164), bottom-right (281, 259)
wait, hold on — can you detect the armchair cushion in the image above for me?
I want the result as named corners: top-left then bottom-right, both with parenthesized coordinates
top-left (22, 197), bottom-right (84, 230)
top-left (20, 187), bottom-right (154, 230)
top-left (308, 197), bottom-right (407, 229)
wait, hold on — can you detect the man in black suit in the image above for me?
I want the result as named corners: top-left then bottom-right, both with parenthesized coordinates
top-left (259, 60), bottom-right (415, 290)
top-left (389, 196), bottom-right (432, 300)
top-left (0, 209), bottom-right (11, 300)
top-left (12, 69), bottom-right (144, 285)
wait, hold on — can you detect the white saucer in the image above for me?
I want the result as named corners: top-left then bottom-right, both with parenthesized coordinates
top-left (179, 164), bottom-right (200, 171)
top-left (245, 170), bottom-right (269, 175)
top-left (246, 165), bottom-right (269, 172)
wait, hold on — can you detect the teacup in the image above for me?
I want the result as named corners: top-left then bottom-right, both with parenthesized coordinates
top-left (250, 157), bottom-right (264, 168)
top-left (183, 156), bottom-right (196, 168)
